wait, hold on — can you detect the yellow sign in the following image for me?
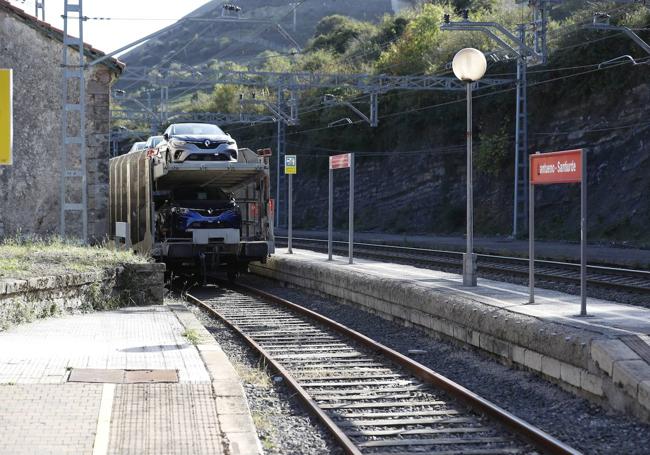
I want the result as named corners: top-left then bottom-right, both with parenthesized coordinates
top-left (285, 155), bottom-right (296, 174)
top-left (0, 69), bottom-right (12, 166)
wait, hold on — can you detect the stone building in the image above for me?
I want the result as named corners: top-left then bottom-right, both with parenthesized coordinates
top-left (0, 1), bottom-right (123, 240)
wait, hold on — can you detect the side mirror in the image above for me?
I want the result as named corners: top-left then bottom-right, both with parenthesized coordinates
top-left (163, 133), bottom-right (169, 141)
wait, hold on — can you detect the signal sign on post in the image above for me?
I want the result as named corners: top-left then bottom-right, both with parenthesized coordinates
top-left (329, 153), bottom-right (351, 170)
top-left (0, 69), bottom-right (13, 166)
top-left (328, 153), bottom-right (355, 264)
top-left (285, 155), bottom-right (297, 174)
top-left (285, 155), bottom-right (297, 253)
top-left (529, 149), bottom-right (588, 315)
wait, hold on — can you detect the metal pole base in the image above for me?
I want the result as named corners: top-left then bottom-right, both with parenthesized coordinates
top-left (462, 253), bottom-right (477, 286)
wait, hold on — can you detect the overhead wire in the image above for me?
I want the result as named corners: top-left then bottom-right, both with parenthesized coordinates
top-left (236, 54), bottom-right (645, 145)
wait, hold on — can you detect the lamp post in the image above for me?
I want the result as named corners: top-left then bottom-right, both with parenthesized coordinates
top-left (452, 48), bottom-right (487, 287)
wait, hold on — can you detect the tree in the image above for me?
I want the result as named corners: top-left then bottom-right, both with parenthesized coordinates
top-left (308, 15), bottom-right (377, 54)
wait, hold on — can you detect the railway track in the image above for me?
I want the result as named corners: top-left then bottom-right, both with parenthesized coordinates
top-left (276, 236), bottom-right (650, 293)
top-left (187, 285), bottom-right (580, 455)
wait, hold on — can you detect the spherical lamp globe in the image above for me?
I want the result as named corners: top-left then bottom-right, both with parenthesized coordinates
top-left (452, 48), bottom-right (487, 82)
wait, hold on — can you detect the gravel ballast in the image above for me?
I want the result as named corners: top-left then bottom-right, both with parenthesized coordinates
top-left (239, 275), bottom-right (650, 455)
top-left (189, 302), bottom-right (343, 455)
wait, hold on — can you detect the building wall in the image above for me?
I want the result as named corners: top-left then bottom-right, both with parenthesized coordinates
top-left (0, 10), bottom-right (118, 241)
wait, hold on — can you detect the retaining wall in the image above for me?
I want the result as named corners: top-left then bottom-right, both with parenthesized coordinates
top-left (0, 263), bottom-right (165, 330)
top-left (251, 256), bottom-right (650, 424)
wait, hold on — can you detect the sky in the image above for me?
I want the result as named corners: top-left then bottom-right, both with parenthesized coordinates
top-left (8, 0), bottom-right (213, 55)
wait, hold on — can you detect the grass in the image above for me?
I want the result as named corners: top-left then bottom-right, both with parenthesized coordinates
top-left (0, 236), bottom-right (149, 280)
top-left (251, 411), bottom-right (276, 450)
top-left (232, 359), bottom-right (272, 389)
top-left (181, 328), bottom-right (201, 346)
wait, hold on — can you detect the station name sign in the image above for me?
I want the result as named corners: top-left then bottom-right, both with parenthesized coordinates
top-left (530, 149), bottom-right (582, 185)
top-left (329, 153), bottom-right (351, 170)
top-left (0, 69), bottom-right (13, 166)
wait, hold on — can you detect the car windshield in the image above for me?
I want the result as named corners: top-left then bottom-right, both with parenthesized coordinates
top-left (173, 124), bottom-right (224, 136)
top-left (147, 136), bottom-right (163, 147)
top-left (173, 187), bottom-right (230, 201)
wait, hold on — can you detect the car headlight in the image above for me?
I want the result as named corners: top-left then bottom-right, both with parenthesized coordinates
top-left (171, 207), bottom-right (190, 215)
top-left (171, 139), bottom-right (186, 146)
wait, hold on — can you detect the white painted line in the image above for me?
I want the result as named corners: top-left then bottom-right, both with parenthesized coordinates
top-left (92, 383), bottom-right (115, 455)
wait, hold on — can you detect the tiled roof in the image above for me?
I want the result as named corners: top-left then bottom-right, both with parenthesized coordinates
top-left (0, 0), bottom-right (125, 72)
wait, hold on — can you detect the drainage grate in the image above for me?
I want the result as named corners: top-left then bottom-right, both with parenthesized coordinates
top-left (68, 369), bottom-right (179, 384)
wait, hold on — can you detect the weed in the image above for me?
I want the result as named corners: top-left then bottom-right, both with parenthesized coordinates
top-left (0, 235), bottom-right (149, 280)
top-left (251, 411), bottom-right (276, 450)
top-left (182, 329), bottom-right (201, 346)
top-left (232, 360), bottom-right (272, 389)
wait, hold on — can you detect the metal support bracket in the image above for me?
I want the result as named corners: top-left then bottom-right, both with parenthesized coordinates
top-left (35, 0), bottom-right (45, 21)
top-left (590, 14), bottom-right (650, 55)
top-left (322, 93), bottom-right (379, 127)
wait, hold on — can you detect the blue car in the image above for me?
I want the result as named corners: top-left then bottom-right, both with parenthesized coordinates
top-left (156, 186), bottom-right (241, 239)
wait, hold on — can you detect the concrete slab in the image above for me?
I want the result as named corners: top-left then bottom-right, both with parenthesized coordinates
top-left (268, 248), bottom-right (650, 338)
top-left (0, 305), bottom-right (210, 384)
top-left (0, 302), bottom-right (263, 455)
top-left (0, 384), bottom-right (102, 455)
top-left (251, 248), bottom-right (650, 422)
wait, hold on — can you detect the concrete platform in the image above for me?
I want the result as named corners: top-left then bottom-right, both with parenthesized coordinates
top-left (251, 248), bottom-right (650, 423)
top-left (0, 303), bottom-right (262, 455)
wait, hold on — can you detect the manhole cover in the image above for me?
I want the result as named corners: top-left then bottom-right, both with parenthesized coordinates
top-left (68, 368), bottom-right (179, 384)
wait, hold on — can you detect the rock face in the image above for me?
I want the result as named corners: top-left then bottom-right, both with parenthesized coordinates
top-left (276, 81), bottom-right (650, 244)
top-left (0, 4), bottom-right (121, 241)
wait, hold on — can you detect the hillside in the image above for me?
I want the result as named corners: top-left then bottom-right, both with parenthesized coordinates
top-left (114, 1), bottom-right (650, 246)
top-left (119, 0), bottom-right (394, 68)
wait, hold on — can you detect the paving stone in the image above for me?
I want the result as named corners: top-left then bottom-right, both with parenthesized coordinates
top-left (227, 431), bottom-right (265, 455)
top-left (0, 305), bottom-right (210, 384)
top-left (216, 396), bottom-right (251, 415)
top-left (560, 362), bottom-right (582, 388)
top-left (591, 339), bottom-right (641, 377)
top-left (108, 383), bottom-right (224, 455)
top-left (524, 349), bottom-right (542, 371)
top-left (512, 345), bottom-right (525, 365)
top-left (613, 360), bottom-right (650, 398)
top-left (581, 370), bottom-right (604, 396)
top-left (218, 412), bottom-right (257, 434)
top-left (639, 381), bottom-right (650, 411)
top-left (541, 355), bottom-right (562, 379)
top-left (212, 379), bottom-right (246, 398)
top-left (0, 384), bottom-right (102, 455)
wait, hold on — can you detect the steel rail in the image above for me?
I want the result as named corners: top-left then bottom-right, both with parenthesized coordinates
top-left (184, 292), bottom-right (363, 455)
top-left (276, 236), bottom-right (650, 293)
top-left (186, 285), bottom-right (581, 455)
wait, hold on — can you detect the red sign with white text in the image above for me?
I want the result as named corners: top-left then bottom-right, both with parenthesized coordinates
top-left (329, 153), bottom-right (351, 170)
top-left (530, 149), bottom-right (582, 185)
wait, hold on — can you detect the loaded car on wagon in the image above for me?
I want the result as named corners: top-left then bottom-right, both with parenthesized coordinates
top-left (157, 123), bottom-right (239, 164)
top-left (109, 124), bottom-right (274, 281)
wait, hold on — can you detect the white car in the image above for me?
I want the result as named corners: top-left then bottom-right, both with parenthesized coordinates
top-left (158, 123), bottom-right (238, 163)
top-left (127, 141), bottom-right (147, 154)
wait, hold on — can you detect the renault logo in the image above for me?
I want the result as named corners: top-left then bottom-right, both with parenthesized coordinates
top-left (204, 140), bottom-right (211, 147)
